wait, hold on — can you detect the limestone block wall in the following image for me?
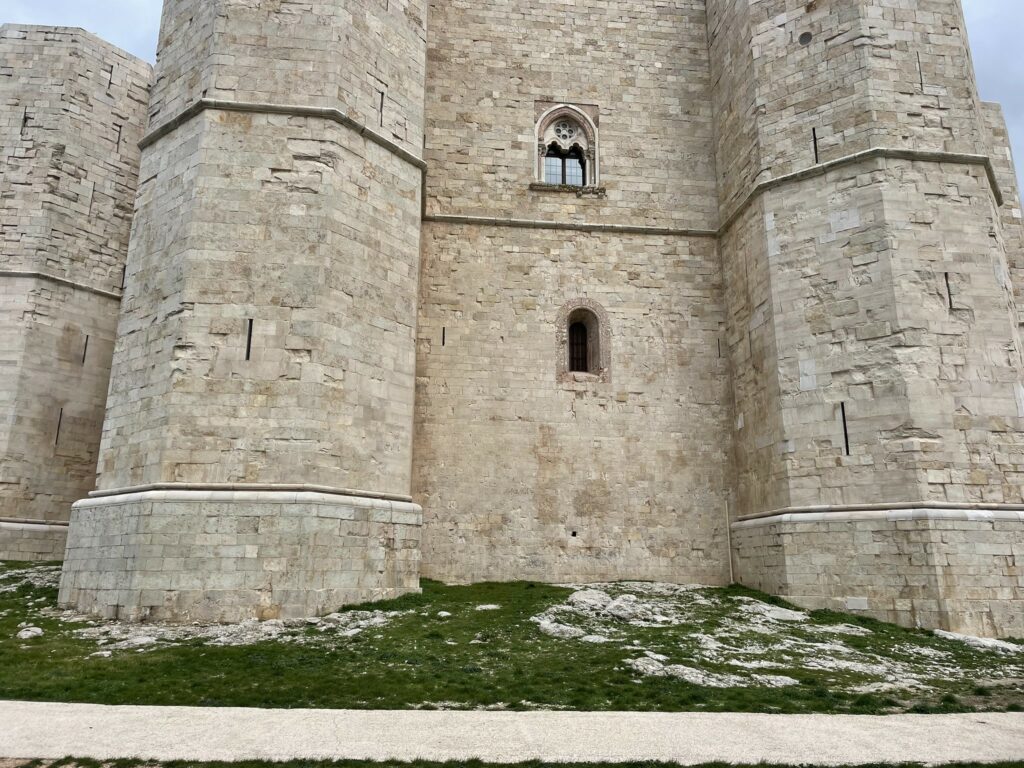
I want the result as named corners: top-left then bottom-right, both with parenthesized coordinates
top-left (93, 0), bottom-right (427, 495)
top-left (0, 26), bottom-right (151, 559)
top-left (61, 0), bottom-right (428, 618)
top-left (710, 0), bottom-right (1024, 516)
top-left (416, 225), bottom-right (732, 584)
top-left (422, 0), bottom-right (717, 230)
top-left (59, 491), bottom-right (421, 622)
top-left (416, 0), bottom-right (731, 584)
top-left (733, 510), bottom-right (1024, 638)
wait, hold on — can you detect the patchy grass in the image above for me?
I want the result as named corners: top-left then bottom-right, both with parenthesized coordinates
top-left (7, 759), bottom-right (1024, 768)
top-left (1, 561), bottom-right (1022, 714)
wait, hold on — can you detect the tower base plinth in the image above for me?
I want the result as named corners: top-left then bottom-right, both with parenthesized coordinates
top-left (58, 488), bottom-right (421, 623)
top-left (732, 507), bottom-right (1024, 638)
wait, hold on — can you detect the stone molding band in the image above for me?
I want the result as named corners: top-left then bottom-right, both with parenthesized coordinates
top-left (428, 148), bottom-right (1005, 239)
top-left (0, 518), bottom-right (70, 530)
top-left (718, 147), bottom-right (1004, 235)
top-left (733, 502), bottom-right (1024, 530)
top-left (139, 98), bottom-right (427, 171)
top-left (0, 270), bottom-right (122, 300)
top-left (423, 214), bottom-right (717, 239)
top-left (87, 482), bottom-right (414, 504)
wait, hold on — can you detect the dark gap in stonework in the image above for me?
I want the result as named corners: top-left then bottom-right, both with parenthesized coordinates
top-left (812, 128), bottom-right (820, 164)
top-left (840, 402), bottom-right (851, 456)
top-left (120, 266), bottom-right (127, 290)
top-left (54, 408), bottom-right (63, 446)
top-left (245, 319), bottom-right (254, 361)
top-left (379, 91), bottom-right (385, 127)
top-left (81, 335), bottom-right (89, 365)
top-left (442, 327), bottom-right (446, 347)
top-left (945, 272), bottom-right (954, 311)
top-left (20, 109), bottom-right (29, 137)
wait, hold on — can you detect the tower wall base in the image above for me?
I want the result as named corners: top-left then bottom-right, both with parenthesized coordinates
top-left (58, 489), bottom-right (421, 623)
top-left (0, 520), bottom-right (68, 562)
top-left (732, 508), bottom-right (1024, 638)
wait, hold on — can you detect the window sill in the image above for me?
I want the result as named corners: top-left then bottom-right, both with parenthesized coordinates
top-left (529, 183), bottom-right (607, 198)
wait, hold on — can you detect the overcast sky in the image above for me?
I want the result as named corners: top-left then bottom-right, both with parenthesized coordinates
top-left (5, 0), bottom-right (1023, 190)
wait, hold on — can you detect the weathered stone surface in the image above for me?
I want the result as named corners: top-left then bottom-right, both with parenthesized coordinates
top-left (0, 1), bottom-right (1020, 634)
top-left (59, 490), bottom-right (421, 623)
top-left (0, 26), bottom-right (151, 559)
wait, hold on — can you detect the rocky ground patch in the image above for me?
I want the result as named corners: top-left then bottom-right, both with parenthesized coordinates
top-left (1, 561), bottom-right (1021, 714)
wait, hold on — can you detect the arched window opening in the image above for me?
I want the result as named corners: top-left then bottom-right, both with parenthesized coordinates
top-left (536, 106), bottom-right (599, 188)
top-left (544, 142), bottom-right (587, 187)
top-left (557, 299), bottom-right (610, 385)
top-left (565, 308), bottom-right (601, 376)
top-left (569, 322), bottom-right (589, 372)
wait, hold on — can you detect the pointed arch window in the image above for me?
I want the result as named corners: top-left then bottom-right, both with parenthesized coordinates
top-left (535, 106), bottom-right (600, 189)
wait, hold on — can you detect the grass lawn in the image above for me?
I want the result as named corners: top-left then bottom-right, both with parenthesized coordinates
top-left (1, 561), bottom-right (1022, 714)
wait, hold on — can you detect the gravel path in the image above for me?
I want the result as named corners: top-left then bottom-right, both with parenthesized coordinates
top-left (2, 701), bottom-right (1023, 764)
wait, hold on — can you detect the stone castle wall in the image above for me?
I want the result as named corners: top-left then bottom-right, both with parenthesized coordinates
top-left (0, 26), bottom-right (151, 559)
top-left (59, 0), bottom-right (429, 620)
top-left (2, 1), bottom-right (1020, 634)
top-left (712, 0), bottom-right (1024, 636)
top-left (415, 0), bottom-right (733, 585)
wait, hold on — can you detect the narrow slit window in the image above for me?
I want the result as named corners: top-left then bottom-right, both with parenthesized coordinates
top-left (81, 335), bottom-right (90, 365)
top-left (840, 402), bottom-right (851, 456)
top-left (569, 322), bottom-right (589, 373)
top-left (55, 408), bottom-right (64, 446)
top-left (245, 319), bottom-right (254, 361)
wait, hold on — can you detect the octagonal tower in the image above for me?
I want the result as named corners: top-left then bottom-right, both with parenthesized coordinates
top-left (58, 0), bottom-right (428, 621)
top-left (713, 0), bottom-right (1024, 635)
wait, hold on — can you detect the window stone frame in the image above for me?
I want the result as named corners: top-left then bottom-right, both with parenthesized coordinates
top-left (535, 104), bottom-right (601, 190)
top-left (556, 298), bottom-right (611, 385)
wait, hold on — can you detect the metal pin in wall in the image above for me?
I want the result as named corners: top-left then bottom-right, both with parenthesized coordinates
top-left (840, 402), bottom-right (851, 456)
top-left (245, 319), bottom-right (254, 361)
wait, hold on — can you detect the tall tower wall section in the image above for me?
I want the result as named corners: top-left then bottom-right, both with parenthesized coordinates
top-left (716, 0), bottom-right (1024, 636)
top-left (58, 0), bottom-right (428, 621)
top-left (415, 0), bottom-right (733, 585)
top-left (0, 26), bottom-right (151, 560)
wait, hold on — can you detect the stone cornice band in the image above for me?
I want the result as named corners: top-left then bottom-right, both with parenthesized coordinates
top-left (0, 270), bottom-right (122, 300)
top-left (422, 214), bottom-right (717, 238)
top-left (431, 148), bottom-right (1005, 239)
top-left (88, 482), bottom-right (414, 504)
top-left (140, 98), bottom-right (427, 171)
top-left (734, 501), bottom-right (1024, 528)
top-left (0, 517), bottom-right (69, 529)
top-left (139, 99), bottom-right (1006, 241)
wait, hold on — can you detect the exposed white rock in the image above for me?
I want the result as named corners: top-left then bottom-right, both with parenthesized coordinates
top-left (534, 618), bottom-right (585, 640)
top-left (567, 589), bottom-right (612, 611)
top-left (437, 611), bottom-right (452, 618)
top-left (475, 604), bottom-right (501, 611)
top-left (934, 630), bottom-right (1023, 655)
top-left (16, 626), bottom-right (43, 640)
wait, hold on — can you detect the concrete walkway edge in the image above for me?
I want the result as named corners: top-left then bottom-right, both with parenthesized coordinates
top-left (2, 702), bottom-right (1024, 765)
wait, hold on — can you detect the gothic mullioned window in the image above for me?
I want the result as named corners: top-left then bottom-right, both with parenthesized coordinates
top-left (536, 105), bottom-right (599, 188)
